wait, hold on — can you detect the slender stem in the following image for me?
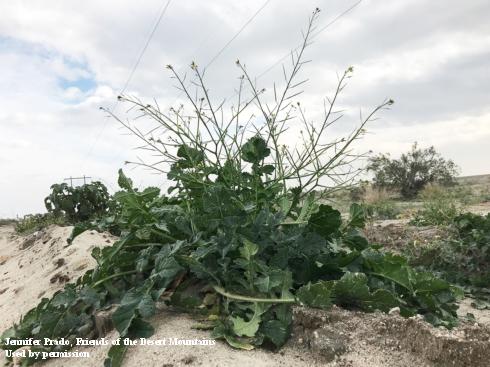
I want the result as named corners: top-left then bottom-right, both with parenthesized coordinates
top-left (213, 285), bottom-right (296, 304)
top-left (93, 270), bottom-right (139, 287)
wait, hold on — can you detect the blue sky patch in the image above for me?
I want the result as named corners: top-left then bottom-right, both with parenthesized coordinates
top-left (59, 76), bottom-right (96, 93)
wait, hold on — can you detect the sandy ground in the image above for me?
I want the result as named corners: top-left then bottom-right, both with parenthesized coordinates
top-left (1, 224), bottom-right (489, 367)
top-left (466, 201), bottom-right (490, 216)
top-left (0, 225), bottom-right (116, 332)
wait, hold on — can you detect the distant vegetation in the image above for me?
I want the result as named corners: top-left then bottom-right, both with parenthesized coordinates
top-left (368, 142), bottom-right (459, 199)
top-left (13, 181), bottom-right (112, 234)
top-left (15, 213), bottom-right (66, 234)
top-left (45, 181), bottom-right (111, 223)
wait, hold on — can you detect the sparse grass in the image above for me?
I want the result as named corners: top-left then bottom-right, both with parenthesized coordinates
top-left (15, 213), bottom-right (67, 234)
top-left (410, 184), bottom-right (462, 226)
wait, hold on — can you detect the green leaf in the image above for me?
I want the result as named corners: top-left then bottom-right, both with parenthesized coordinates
top-left (261, 319), bottom-right (290, 347)
top-left (231, 315), bottom-right (260, 338)
top-left (104, 344), bottom-right (128, 367)
top-left (278, 196), bottom-right (292, 215)
top-left (296, 282), bottom-right (333, 310)
top-left (308, 204), bottom-right (342, 239)
top-left (212, 322), bottom-right (255, 350)
top-left (240, 239), bottom-right (259, 261)
top-left (231, 303), bottom-right (268, 337)
top-left (348, 203), bottom-right (366, 228)
top-left (177, 144), bottom-right (205, 165)
top-left (333, 272), bottom-right (371, 306)
top-left (117, 169), bottom-right (133, 191)
top-left (67, 223), bottom-right (91, 244)
top-left (363, 251), bottom-right (414, 293)
top-left (297, 192), bottom-right (317, 222)
top-left (135, 227), bottom-right (152, 240)
top-left (261, 164), bottom-right (275, 175)
top-left (333, 272), bottom-right (398, 312)
top-left (241, 136), bottom-right (270, 163)
top-left (137, 294), bottom-right (156, 318)
top-left (112, 288), bottom-right (156, 336)
top-left (127, 318), bottom-right (155, 338)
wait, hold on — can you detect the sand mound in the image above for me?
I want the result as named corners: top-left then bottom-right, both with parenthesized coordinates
top-left (0, 225), bottom-right (115, 331)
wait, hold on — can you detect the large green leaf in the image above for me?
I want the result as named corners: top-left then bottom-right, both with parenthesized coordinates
top-left (296, 281), bottom-right (333, 310)
top-left (112, 288), bottom-right (156, 336)
top-left (308, 204), bottom-right (342, 239)
top-left (231, 303), bottom-right (269, 337)
top-left (104, 345), bottom-right (128, 367)
top-left (117, 169), bottom-right (133, 191)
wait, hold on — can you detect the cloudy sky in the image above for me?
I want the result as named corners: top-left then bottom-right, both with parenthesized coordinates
top-left (1, 0), bottom-right (489, 217)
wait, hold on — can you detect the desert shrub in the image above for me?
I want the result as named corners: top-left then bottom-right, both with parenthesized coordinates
top-left (410, 185), bottom-right (461, 226)
top-left (0, 218), bottom-right (17, 227)
top-left (368, 142), bottom-right (459, 199)
top-left (348, 180), bottom-right (369, 202)
top-left (15, 213), bottom-right (66, 234)
top-left (0, 10), bottom-right (462, 366)
top-left (363, 199), bottom-right (400, 220)
top-left (360, 186), bottom-right (400, 220)
top-left (44, 181), bottom-right (111, 223)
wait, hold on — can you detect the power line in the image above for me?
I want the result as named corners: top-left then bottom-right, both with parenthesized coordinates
top-left (217, 0), bottom-right (363, 105)
top-left (81, 0), bottom-right (173, 169)
top-left (170, 0), bottom-right (273, 104)
top-left (104, 0), bottom-right (274, 179)
top-left (205, 0), bottom-right (272, 70)
top-left (120, 0), bottom-right (173, 96)
top-left (257, 0), bottom-right (363, 80)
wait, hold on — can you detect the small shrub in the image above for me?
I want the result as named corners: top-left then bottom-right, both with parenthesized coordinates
top-left (348, 181), bottom-right (369, 202)
top-left (364, 200), bottom-right (400, 220)
top-left (368, 142), bottom-right (459, 199)
top-left (44, 181), bottom-right (111, 223)
top-left (411, 185), bottom-right (461, 226)
top-left (361, 187), bottom-right (400, 220)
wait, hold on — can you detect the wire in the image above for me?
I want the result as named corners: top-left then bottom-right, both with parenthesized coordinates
top-left (120, 0), bottom-right (173, 96)
top-left (257, 0), bottom-right (363, 80)
top-left (170, 0), bottom-right (273, 104)
top-left (81, 0), bottom-right (173, 169)
top-left (205, 0), bottom-right (272, 70)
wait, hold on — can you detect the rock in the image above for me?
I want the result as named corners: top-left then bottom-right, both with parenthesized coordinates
top-left (389, 307), bottom-right (401, 315)
top-left (308, 328), bottom-right (348, 361)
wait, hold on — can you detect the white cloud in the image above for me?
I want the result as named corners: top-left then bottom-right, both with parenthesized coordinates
top-left (356, 31), bottom-right (490, 85)
top-left (0, 0), bottom-right (489, 216)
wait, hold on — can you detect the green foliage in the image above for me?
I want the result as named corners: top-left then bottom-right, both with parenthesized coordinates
top-left (1, 153), bottom-right (462, 366)
top-left (411, 186), bottom-right (461, 226)
top-left (362, 200), bottom-right (400, 220)
top-left (368, 143), bottom-right (459, 199)
top-left (436, 213), bottom-right (490, 286)
top-left (15, 213), bottom-right (66, 234)
top-left (406, 212), bottom-right (490, 305)
top-left (45, 181), bottom-right (111, 223)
